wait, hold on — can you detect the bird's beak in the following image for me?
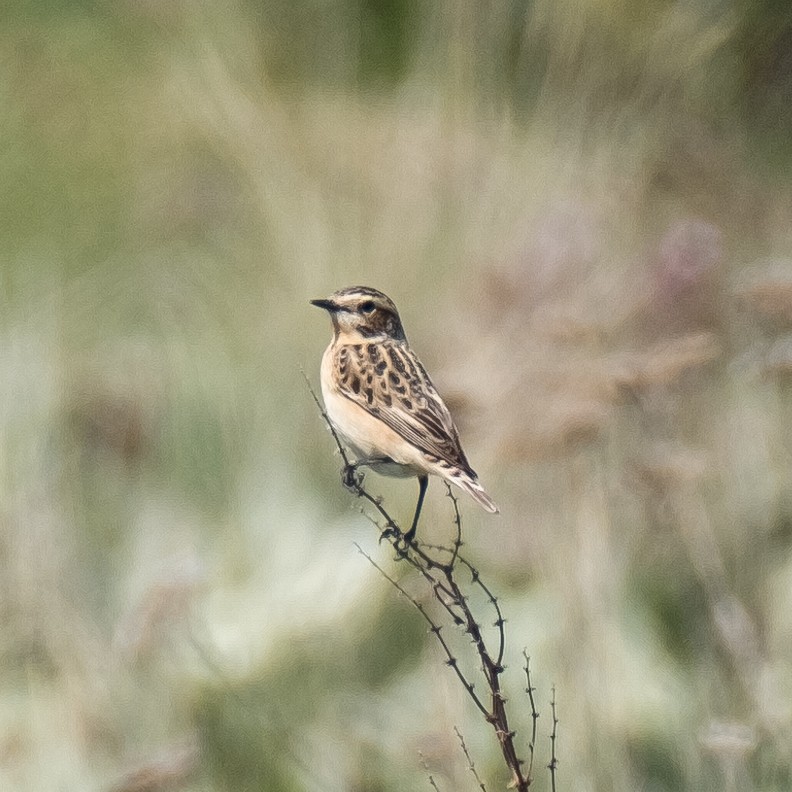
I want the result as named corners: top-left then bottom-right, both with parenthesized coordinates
top-left (310, 298), bottom-right (337, 312)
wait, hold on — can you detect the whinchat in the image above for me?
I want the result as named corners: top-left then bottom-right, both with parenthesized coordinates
top-left (311, 286), bottom-right (498, 541)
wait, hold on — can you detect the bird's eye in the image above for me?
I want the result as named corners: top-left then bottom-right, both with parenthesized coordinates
top-left (360, 301), bottom-right (376, 314)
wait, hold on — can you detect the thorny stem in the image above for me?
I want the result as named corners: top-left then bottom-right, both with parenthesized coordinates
top-left (419, 753), bottom-right (442, 792)
top-left (354, 543), bottom-right (491, 720)
top-left (446, 485), bottom-right (464, 569)
top-left (549, 688), bottom-right (559, 792)
top-left (523, 652), bottom-right (540, 783)
top-left (360, 533), bottom-right (530, 789)
top-left (443, 569), bottom-right (526, 791)
top-left (457, 555), bottom-right (507, 669)
top-left (306, 375), bottom-right (535, 792)
top-left (454, 726), bottom-right (488, 792)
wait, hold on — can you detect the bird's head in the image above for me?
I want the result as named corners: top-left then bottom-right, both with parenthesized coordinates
top-left (311, 286), bottom-right (406, 342)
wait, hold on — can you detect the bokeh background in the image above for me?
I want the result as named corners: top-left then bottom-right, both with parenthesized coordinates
top-left (3, 1), bottom-right (792, 790)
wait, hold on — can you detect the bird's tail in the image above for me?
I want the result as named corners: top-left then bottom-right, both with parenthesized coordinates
top-left (454, 474), bottom-right (499, 514)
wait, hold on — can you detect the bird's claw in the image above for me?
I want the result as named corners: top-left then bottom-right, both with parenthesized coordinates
top-left (379, 523), bottom-right (399, 543)
top-left (379, 524), bottom-right (417, 558)
top-left (342, 464), bottom-right (363, 490)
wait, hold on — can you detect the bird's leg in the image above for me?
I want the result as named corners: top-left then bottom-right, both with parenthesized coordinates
top-left (403, 475), bottom-right (428, 545)
top-left (342, 457), bottom-right (393, 489)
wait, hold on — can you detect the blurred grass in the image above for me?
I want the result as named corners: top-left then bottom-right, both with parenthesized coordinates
top-left (1, 0), bottom-right (792, 790)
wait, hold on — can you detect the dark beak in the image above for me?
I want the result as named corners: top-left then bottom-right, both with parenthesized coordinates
top-left (310, 298), bottom-right (337, 311)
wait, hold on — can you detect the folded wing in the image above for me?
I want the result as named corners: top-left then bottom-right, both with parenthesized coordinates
top-left (334, 341), bottom-right (475, 477)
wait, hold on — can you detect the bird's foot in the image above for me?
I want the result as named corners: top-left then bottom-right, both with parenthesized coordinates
top-left (379, 522), bottom-right (400, 544)
top-left (379, 524), bottom-right (416, 557)
top-left (342, 463), bottom-right (363, 490)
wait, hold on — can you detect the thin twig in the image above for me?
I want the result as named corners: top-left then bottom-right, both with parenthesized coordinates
top-left (440, 569), bottom-right (526, 791)
top-left (445, 484), bottom-right (464, 569)
top-left (301, 369), bottom-right (351, 466)
top-left (522, 651), bottom-right (540, 784)
top-left (456, 556), bottom-right (507, 669)
top-left (454, 726), bottom-right (488, 792)
top-left (354, 543), bottom-right (490, 719)
top-left (548, 687), bottom-right (559, 792)
top-left (409, 540), bottom-right (506, 668)
top-left (419, 753), bottom-right (442, 792)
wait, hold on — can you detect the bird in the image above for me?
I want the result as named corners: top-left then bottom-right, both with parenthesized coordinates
top-left (310, 286), bottom-right (498, 542)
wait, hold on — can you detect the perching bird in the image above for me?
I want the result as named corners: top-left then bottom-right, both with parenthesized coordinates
top-left (311, 286), bottom-right (498, 542)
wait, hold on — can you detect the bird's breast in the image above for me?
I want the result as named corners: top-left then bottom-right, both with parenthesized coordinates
top-left (319, 343), bottom-right (428, 476)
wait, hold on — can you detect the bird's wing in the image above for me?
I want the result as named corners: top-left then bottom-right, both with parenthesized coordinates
top-left (334, 341), bottom-right (475, 474)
